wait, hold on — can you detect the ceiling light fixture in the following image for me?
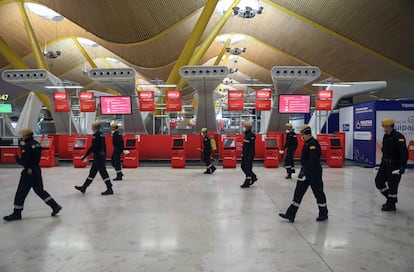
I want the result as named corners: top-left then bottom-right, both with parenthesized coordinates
top-left (216, 0), bottom-right (263, 19)
top-left (312, 83), bottom-right (352, 87)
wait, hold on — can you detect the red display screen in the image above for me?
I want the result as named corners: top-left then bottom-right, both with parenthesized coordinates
top-left (100, 96), bottom-right (132, 115)
top-left (278, 95), bottom-right (310, 114)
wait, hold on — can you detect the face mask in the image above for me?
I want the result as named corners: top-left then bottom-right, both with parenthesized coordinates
top-left (286, 130), bottom-right (290, 133)
top-left (301, 135), bottom-right (305, 141)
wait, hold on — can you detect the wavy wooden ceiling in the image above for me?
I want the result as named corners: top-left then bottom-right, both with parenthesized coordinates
top-left (1, 0), bottom-right (413, 103)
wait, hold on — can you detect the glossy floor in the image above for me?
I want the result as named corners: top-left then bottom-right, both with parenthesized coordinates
top-left (1, 164), bottom-right (413, 272)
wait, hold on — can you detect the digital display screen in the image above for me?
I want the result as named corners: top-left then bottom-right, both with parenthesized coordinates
top-left (40, 139), bottom-right (51, 148)
top-left (224, 139), bottom-right (235, 148)
top-left (266, 138), bottom-right (277, 147)
top-left (173, 139), bottom-right (184, 147)
top-left (100, 96), bottom-right (132, 115)
top-left (125, 139), bottom-right (136, 147)
top-left (278, 95), bottom-right (311, 114)
top-left (330, 138), bottom-right (341, 147)
top-left (0, 104), bottom-right (12, 113)
top-left (74, 139), bottom-right (87, 149)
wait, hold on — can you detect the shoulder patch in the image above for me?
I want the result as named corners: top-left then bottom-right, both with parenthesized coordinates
top-left (309, 146), bottom-right (316, 150)
top-left (398, 138), bottom-right (405, 142)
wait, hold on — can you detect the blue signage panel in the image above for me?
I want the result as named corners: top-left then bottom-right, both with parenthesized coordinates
top-left (353, 102), bottom-right (376, 165)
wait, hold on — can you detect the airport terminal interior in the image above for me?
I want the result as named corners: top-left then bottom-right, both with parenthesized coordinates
top-left (1, 0), bottom-right (414, 271)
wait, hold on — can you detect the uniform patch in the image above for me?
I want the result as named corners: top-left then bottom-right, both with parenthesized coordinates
top-left (398, 138), bottom-right (405, 142)
top-left (310, 146), bottom-right (316, 150)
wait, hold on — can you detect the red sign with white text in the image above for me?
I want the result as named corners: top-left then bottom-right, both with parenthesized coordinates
top-left (256, 90), bottom-right (272, 99)
top-left (228, 100), bottom-right (244, 111)
top-left (255, 100), bottom-right (271, 111)
top-left (54, 101), bottom-right (70, 112)
top-left (228, 90), bottom-right (244, 99)
top-left (317, 90), bottom-right (333, 99)
top-left (166, 100), bottom-right (182, 112)
top-left (53, 92), bottom-right (68, 101)
top-left (316, 100), bottom-right (333, 111)
top-left (80, 101), bottom-right (96, 112)
top-left (139, 101), bottom-right (155, 111)
top-left (138, 91), bottom-right (154, 99)
top-left (166, 90), bottom-right (181, 99)
top-left (79, 92), bottom-right (94, 101)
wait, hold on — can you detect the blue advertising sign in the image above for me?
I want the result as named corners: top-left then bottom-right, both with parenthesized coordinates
top-left (353, 102), bottom-right (376, 165)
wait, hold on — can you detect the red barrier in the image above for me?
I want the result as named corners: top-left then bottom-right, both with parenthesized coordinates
top-left (317, 134), bottom-right (330, 159)
top-left (1, 147), bottom-right (20, 163)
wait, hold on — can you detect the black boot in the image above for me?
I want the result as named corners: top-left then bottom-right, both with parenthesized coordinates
top-left (74, 185), bottom-right (86, 194)
top-left (240, 178), bottom-right (251, 188)
top-left (46, 199), bottom-right (62, 217)
top-left (102, 180), bottom-right (113, 195)
top-left (316, 207), bottom-right (329, 221)
top-left (101, 187), bottom-right (114, 195)
top-left (75, 179), bottom-right (92, 194)
top-left (113, 173), bottom-right (123, 181)
top-left (382, 198), bottom-right (396, 211)
top-left (203, 168), bottom-right (211, 174)
top-left (279, 205), bottom-right (298, 222)
top-left (250, 176), bottom-right (258, 185)
top-left (285, 174), bottom-right (292, 179)
top-left (3, 209), bottom-right (22, 221)
top-left (210, 165), bottom-right (217, 173)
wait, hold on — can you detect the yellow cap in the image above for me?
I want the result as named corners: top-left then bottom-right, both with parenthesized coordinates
top-left (300, 124), bottom-right (312, 135)
top-left (201, 128), bottom-right (208, 133)
top-left (92, 121), bottom-right (101, 129)
top-left (381, 117), bottom-right (394, 126)
top-left (21, 128), bottom-right (33, 136)
top-left (244, 121), bottom-right (252, 127)
top-left (285, 123), bottom-right (293, 128)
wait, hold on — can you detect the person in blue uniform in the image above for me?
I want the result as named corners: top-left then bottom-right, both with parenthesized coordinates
top-left (281, 123), bottom-right (298, 179)
top-left (111, 123), bottom-right (124, 181)
top-left (279, 125), bottom-right (328, 222)
top-left (375, 117), bottom-right (408, 211)
top-left (3, 128), bottom-right (62, 221)
top-left (240, 121), bottom-right (258, 188)
top-left (200, 128), bottom-right (217, 174)
top-left (75, 122), bottom-right (113, 195)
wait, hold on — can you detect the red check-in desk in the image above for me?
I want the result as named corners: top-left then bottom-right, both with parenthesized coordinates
top-left (171, 137), bottom-right (186, 168)
top-left (39, 136), bottom-right (55, 167)
top-left (123, 137), bottom-right (139, 168)
top-left (72, 138), bottom-right (89, 168)
top-left (264, 137), bottom-right (279, 168)
top-left (0, 137), bottom-right (20, 163)
top-left (327, 137), bottom-right (344, 168)
top-left (222, 137), bottom-right (237, 168)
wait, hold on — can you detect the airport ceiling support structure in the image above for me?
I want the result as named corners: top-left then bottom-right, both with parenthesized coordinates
top-left (267, 66), bottom-right (321, 132)
top-left (88, 68), bottom-right (147, 134)
top-left (180, 66), bottom-right (228, 133)
top-left (1, 69), bottom-right (80, 135)
top-left (309, 81), bottom-right (387, 135)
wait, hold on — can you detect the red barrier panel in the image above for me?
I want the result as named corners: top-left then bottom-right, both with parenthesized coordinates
top-left (317, 134), bottom-right (330, 159)
top-left (1, 147), bottom-right (20, 163)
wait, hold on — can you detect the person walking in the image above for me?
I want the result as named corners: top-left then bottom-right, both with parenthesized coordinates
top-left (281, 123), bottom-right (298, 179)
top-left (279, 124), bottom-right (328, 222)
top-left (240, 121), bottom-right (257, 188)
top-left (199, 128), bottom-right (217, 174)
top-left (111, 123), bottom-right (124, 181)
top-left (3, 128), bottom-right (61, 221)
top-left (375, 117), bottom-right (408, 211)
top-left (75, 122), bottom-right (113, 195)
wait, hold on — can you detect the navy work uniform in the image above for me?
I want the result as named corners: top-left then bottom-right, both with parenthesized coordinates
top-left (75, 123), bottom-right (113, 195)
top-left (201, 128), bottom-right (217, 174)
top-left (279, 125), bottom-right (328, 222)
top-left (111, 125), bottom-right (124, 180)
top-left (283, 123), bottom-right (298, 179)
top-left (3, 129), bottom-right (61, 221)
top-left (240, 122), bottom-right (257, 188)
top-left (375, 117), bottom-right (408, 211)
